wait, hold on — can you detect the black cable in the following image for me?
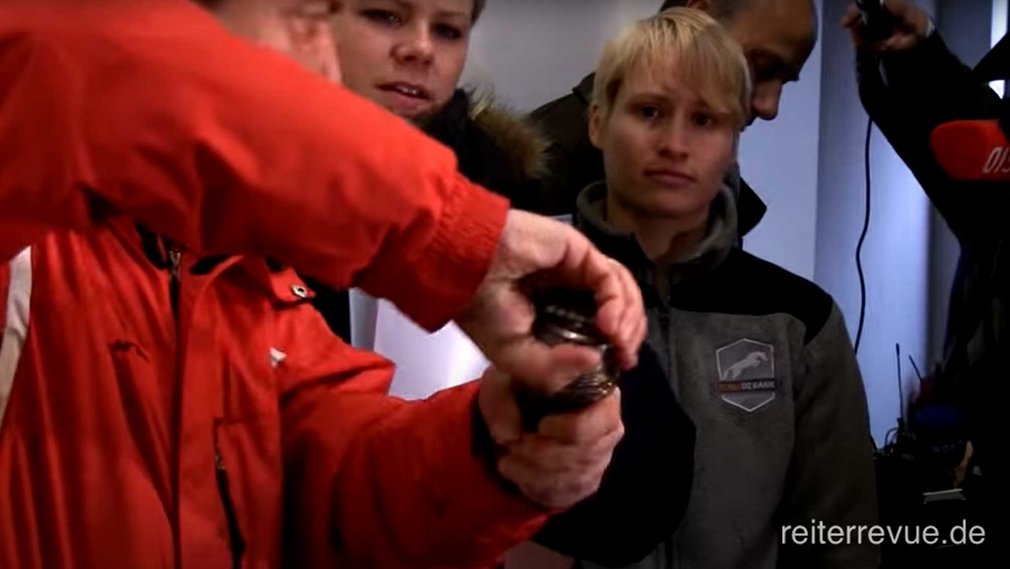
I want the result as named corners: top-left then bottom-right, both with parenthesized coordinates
top-left (895, 343), bottom-right (905, 425)
top-left (854, 118), bottom-right (873, 354)
top-left (908, 355), bottom-right (924, 383)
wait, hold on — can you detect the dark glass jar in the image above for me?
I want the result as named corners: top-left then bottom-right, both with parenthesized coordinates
top-left (534, 301), bottom-right (619, 409)
top-left (517, 289), bottom-right (620, 428)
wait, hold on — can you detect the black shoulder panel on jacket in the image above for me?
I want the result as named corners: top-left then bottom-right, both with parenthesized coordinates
top-left (670, 250), bottom-right (834, 344)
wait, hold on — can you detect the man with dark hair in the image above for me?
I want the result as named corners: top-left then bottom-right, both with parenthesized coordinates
top-left (529, 0), bottom-right (819, 237)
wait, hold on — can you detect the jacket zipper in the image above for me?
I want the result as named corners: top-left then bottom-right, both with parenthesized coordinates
top-left (160, 237), bottom-right (247, 567)
top-left (659, 300), bottom-right (674, 384)
top-left (168, 248), bottom-right (182, 313)
top-left (158, 237), bottom-right (243, 566)
top-left (213, 431), bottom-right (247, 569)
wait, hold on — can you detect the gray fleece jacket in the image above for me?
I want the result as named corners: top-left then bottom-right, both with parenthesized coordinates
top-left (575, 182), bottom-right (879, 569)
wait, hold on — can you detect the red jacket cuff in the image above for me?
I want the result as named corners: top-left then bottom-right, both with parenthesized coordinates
top-left (413, 381), bottom-right (550, 562)
top-left (406, 177), bottom-right (509, 331)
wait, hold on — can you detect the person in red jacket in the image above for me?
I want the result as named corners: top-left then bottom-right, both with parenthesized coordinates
top-left (0, 1), bottom-right (646, 568)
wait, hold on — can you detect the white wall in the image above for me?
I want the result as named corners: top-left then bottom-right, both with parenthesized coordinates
top-left (464, 0), bottom-right (657, 112)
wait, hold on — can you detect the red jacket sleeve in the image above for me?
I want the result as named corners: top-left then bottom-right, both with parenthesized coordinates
top-left (275, 304), bottom-right (549, 568)
top-left (0, 0), bottom-right (507, 331)
top-left (0, 263), bottom-right (8, 330)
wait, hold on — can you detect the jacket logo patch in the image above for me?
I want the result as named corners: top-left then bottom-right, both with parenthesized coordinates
top-left (716, 339), bottom-right (776, 413)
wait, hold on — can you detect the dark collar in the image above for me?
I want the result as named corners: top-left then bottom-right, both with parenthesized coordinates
top-left (574, 182), bottom-right (738, 300)
top-left (419, 88), bottom-right (470, 142)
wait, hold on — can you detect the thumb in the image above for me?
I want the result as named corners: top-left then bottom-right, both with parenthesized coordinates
top-left (502, 341), bottom-right (603, 397)
top-left (477, 367), bottom-right (523, 445)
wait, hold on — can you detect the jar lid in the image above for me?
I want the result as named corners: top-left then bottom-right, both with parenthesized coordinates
top-left (532, 288), bottom-right (607, 348)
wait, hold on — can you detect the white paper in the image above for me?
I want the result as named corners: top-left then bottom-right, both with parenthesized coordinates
top-left (373, 299), bottom-right (490, 400)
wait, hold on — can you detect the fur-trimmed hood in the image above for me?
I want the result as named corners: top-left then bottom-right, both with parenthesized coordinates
top-left (469, 92), bottom-right (548, 180)
top-left (419, 89), bottom-right (548, 209)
